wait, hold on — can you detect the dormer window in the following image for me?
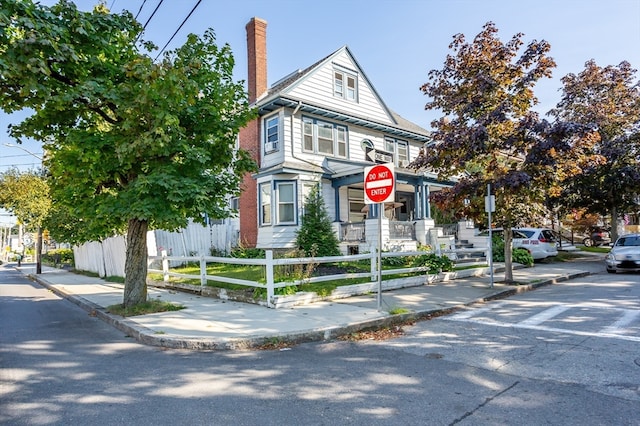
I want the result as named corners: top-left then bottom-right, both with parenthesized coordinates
top-left (334, 69), bottom-right (357, 102)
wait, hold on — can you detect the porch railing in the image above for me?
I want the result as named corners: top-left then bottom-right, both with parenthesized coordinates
top-left (440, 223), bottom-right (458, 239)
top-left (389, 221), bottom-right (416, 240)
top-left (340, 222), bottom-right (366, 242)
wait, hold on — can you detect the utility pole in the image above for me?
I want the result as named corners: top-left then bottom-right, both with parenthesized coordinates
top-left (3, 143), bottom-right (45, 274)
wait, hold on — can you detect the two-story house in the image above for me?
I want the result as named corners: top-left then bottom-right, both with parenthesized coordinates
top-left (238, 17), bottom-right (452, 254)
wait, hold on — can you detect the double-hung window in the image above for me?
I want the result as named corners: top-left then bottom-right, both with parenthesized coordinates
top-left (264, 115), bottom-right (279, 153)
top-left (385, 137), bottom-right (409, 166)
top-left (397, 141), bottom-right (408, 165)
top-left (276, 182), bottom-right (295, 224)
top-left (302, 117), bottom-right (348, 158)
top-left (260, 181), bottom-right (297, 225)
top-left (318, 121), bottom-right (334, 155)
top-left (259, 183), bottom-right (271, 226)
top-left (334, 69), bottom-right (358, 102)
top-left (260, 182), bottom-right (271, 225)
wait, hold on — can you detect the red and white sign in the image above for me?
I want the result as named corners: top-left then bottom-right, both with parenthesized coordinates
top-left (364, 163), bottom-right (395, 204)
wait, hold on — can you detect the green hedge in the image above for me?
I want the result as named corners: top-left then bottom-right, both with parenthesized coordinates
top-left (42, 248), bottom-right (74, 265)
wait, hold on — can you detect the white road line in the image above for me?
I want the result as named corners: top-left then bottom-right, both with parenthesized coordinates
top-left (517, 305), bottom-right (571, 327)
top-left (600, 309), bottom-right (640, 334)
top-left (447, 301), bottom-right (507, 320)
top-left (444, 304), bottom-right (640, 343)
top-left (444, 316), bottom-right (640, 343)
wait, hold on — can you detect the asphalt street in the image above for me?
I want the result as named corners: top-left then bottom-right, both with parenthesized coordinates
top-left (1, 258), bottom-right (639, 425)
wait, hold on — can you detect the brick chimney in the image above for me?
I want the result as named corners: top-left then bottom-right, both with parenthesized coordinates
top-left (246, 17), bottom-right (268, 102)
top-left (238, 17), bottom-right (268, 247)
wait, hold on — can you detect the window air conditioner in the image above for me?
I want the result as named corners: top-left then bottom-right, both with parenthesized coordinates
top-left (264, 142), bottom-right (277, 153)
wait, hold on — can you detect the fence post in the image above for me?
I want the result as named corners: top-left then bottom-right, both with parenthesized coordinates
top-left (266, 250), bottom-right (275, 308)
top-left (200, 255), bottom-right (206, 287)
top-left (162, 250), bottom-right (169, 282)
top-left (370, 250), bottom-right (377, 281)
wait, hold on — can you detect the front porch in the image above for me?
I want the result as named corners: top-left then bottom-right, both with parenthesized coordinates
top-left (334, 218), bottom-right (460, 254)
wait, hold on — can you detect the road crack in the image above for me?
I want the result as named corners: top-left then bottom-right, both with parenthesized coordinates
top-left (449, 380), bottom-right (520, 425)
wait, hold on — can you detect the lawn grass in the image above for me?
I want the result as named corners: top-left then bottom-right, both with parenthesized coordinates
top-left (107, 299), bottom-right (185, 317)
top-left (151, 259), bottom-right (491, 298)
top-left (580, 246), bottom-right (610, 253)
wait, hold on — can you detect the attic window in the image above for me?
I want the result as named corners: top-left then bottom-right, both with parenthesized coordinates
top-left (334, 70), bottom-right (357, 102)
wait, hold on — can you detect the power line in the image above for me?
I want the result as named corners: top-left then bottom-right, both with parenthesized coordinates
top-left (154, 0), bottom-right (202, 62)
top-left (142, 0), bottom-right (163, 31)
top-left (134, 0), bottom-right (148, 19)
top-left (1, 153), bottom-right (44, 159)
top-left (0, 163), bottom-right (42, 168)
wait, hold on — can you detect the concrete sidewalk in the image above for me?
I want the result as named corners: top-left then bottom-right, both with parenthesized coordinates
top-left (11, 262), bottom-right (590, 350)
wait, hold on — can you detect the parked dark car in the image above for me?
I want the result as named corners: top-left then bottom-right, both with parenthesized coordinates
top-left (583, 226), bottom-right (611, 247)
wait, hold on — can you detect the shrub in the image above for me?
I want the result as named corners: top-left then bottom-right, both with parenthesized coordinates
top-left (381, 254), bottom-right (407, 267)
top-left (512, 248), bottom-right (534, 266)
top-left (230, 242), bottom-right (265, 259)
top-left (42, 248), bottom-right (74, 265)
top-left (416, 253), bottom-right (454, 274)
top-left (491, 234), bottom-right (533, 266)
top-left (491, 234), bottom-right (505, 262)
top-left (209, 247), bottom-right (228, 257)
top-left (296, 184), bottom-right (340, 257)
top-left (274, 248), bottom-right (317, 283)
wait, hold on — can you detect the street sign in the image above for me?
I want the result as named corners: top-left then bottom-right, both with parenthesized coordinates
top-left (365, 146), bottom-right (394, 164)
top-left (364, 163), bottom-right (395, 204)
top-left (484, 195), bottom-right (495, 212)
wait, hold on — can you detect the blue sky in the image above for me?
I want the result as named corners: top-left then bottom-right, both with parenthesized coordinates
top-left (2, 0), bottom-right (639, 172)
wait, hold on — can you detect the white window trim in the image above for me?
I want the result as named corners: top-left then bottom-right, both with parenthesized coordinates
top-left (302, 116), bottom-right (348, 158)
top-left (264, 114), bottom-right (280, 153)
top-left (333, 69), bottom-right (358, 102)
top-left (259, 182), bottom-right (272, 226)
top-left (385, 137), bottom-right (409, 166)
top-left (275, 181), bottom-right (297, 225)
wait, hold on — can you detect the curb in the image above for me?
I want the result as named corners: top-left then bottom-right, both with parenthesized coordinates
top-left (27, 269), bottom-right (590, 351)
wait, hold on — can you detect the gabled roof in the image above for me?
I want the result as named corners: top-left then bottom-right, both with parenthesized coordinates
top-left (255, 46), bottom-right (431, 142)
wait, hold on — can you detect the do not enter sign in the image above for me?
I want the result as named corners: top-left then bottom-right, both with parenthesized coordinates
top-left (364, 163), bottom-right (395, 204)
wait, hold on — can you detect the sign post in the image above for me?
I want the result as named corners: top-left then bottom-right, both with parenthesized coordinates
top-left (364, 163), bottom-right (395, 311)
top-left (485, 184), bottom-right (495, 288)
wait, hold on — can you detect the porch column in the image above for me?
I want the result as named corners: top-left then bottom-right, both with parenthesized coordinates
top-left (414, 185), bottom-right (421, 219)
top-left (425, 185), bottom-right (431, 219)
top-left (333, 185), bottom-right (341, 222)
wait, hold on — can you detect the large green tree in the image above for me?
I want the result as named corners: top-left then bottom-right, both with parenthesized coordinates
top-left (411, 22), bottom-right (599, 281)
top-left (0, 167), bottom-right (50, 272)
top-left (549, 60), bottom-right (640, 241)
top-left (0, 168), bottom-right (50, 232)
top-left (0, 0), bottom-right (256, 306)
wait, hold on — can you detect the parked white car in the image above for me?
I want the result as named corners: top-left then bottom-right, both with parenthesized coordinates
top-left (605, 233), bottom-right (640, 273)
top-left (479, 227), bottom-right (558, 260)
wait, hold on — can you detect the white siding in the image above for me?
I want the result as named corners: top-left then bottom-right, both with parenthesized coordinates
top-left (261, 109), bottom-right (286, 169)
top-left (286, 50), bottom-right (392, 124)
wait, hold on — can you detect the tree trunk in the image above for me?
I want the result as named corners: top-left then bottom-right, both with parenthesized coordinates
top-left (504, 226), bottom-right (514, 283)
top-left (123, 218), bottom-right (148, 308)
top-left (610, 205), bottom-right (618, 243)
top-left (36, 226), bottom-right (42, 274)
